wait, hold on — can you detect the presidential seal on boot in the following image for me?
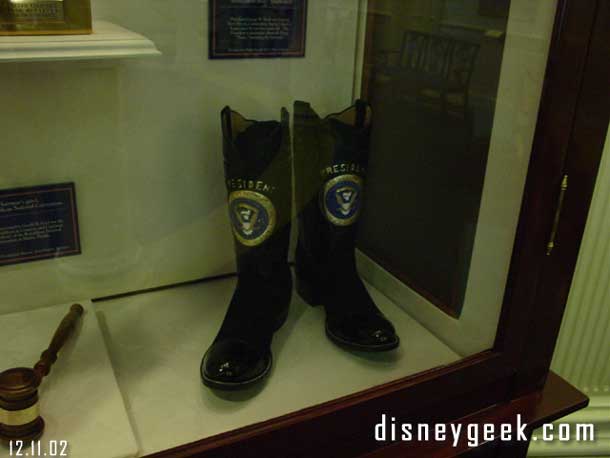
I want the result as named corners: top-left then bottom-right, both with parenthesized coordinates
top-left (293, 100), bottom-right (399, 352)
top-left (201, 107), bottom-right (293, 389)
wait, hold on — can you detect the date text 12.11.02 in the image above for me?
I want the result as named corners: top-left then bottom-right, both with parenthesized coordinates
top-left (9, 440), bottom-right (68, 457)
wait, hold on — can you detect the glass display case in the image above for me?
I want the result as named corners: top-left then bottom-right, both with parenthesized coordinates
top-left (0, 0), bottom-right (608, 457)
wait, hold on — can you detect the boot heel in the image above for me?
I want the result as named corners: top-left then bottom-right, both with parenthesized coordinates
top-left (296, 277), bottom-right (323, 307)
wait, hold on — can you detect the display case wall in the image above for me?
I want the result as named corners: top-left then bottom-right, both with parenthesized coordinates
top-left (1, 0), bottom-right (609, 456)
top-left (1, 0), bottom-right (362, 314)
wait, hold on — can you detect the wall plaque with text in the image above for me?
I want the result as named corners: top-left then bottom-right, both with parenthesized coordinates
top-left (0, 183), bottom-right (81, 266)
top-left (209, 0), bottom-right (307, 59)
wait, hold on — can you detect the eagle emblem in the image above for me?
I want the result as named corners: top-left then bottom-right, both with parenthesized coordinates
top-left (322, 174), bottom-right (363, 226)
top-left (229, 190), bottom-right (276, 246)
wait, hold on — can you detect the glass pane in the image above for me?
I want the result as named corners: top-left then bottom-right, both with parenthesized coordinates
top-left (0, 0), bottom-right (557, 454)
top-left (357, 0), bottom-right (558, 355)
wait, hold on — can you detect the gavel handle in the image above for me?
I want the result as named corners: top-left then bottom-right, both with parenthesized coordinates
top-left (33, 303), bottom-right (84, 379)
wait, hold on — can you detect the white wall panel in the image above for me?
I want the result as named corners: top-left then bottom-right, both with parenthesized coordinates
top-left (0, 0), bottom-right (361, 313)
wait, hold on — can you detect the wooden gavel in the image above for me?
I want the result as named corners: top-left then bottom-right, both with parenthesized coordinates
top-left (0, 304), bottom-right (84, 443)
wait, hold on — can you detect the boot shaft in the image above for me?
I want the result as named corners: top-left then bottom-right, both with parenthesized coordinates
top-left (221, 107), bottom-right (292, 275)
top-left (293, 100), bottom-right (372, 267)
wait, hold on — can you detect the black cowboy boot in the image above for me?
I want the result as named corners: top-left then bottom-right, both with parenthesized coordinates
top-left (293, 100), bottom-right (399, 352)
top-left (201, 107), bottom-right (292, 389)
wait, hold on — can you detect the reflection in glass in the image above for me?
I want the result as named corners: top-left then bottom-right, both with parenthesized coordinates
top-left (360, 0), bottom-right (510, 316)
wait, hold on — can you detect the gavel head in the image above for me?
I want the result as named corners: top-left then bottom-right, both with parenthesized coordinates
top-left (0, 367), bottom-right (44, 443)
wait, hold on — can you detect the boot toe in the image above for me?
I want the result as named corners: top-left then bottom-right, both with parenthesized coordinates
top-left (201, 339), bottom-right (271, 389)
top-left (326, 315), bottom-right (399, 352)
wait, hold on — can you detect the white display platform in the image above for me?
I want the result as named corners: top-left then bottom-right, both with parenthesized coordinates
top-left (96, 276), bottom-right (461, 456)
top-left (0, 21), bottom-right (160, 62)
top-left (0, 301), bottom-right (138, 458)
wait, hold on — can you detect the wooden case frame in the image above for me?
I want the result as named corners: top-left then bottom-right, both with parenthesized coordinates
top-left (146, 0), bottom-right (610, 456)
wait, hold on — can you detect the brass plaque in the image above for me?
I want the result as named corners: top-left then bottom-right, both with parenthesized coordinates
top-left (1, 0), bottom-right (64, 23)
top-left (0, 0), bottom-right (91, 35)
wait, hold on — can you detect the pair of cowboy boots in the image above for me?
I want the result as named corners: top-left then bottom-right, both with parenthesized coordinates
top-left (201, 101), bottom-right (399, 390)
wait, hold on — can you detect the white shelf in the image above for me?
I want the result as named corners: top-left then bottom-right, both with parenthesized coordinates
top-left (96, 275), bottom-right (460, 456)
top-left (0, 21), bottom-right (161, 63)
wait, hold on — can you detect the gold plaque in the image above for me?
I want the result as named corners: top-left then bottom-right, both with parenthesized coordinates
top-left (0, 0), bottom-right (91, 35)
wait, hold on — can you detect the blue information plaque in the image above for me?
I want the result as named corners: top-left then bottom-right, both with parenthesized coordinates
top-left (209, 0), bottom-right (307, 59)
top-left (0, 183), bottom-right (81, 266)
